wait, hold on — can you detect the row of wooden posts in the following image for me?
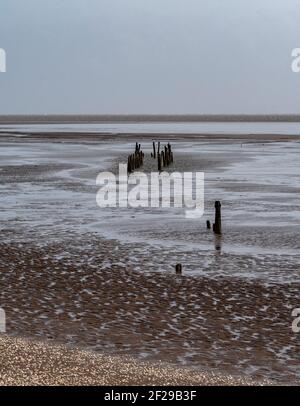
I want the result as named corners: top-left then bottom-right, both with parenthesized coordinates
top-left (127, 141), bottom-right (174, 173)
top-left (126, 142), bottom-right (223, 276)
top-left (127, 142), bottom-right (144, 173)
top-left (151, 141), bottom-right (174, 172)
top-left (176, 201), bottom-right (222, 275)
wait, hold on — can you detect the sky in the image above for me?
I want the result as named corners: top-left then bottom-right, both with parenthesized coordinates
top-left (0, 0), bottom-right (300, 114)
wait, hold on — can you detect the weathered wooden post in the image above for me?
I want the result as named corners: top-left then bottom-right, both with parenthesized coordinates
top-left (175, 263), bottom-right (182, 275)
top-left (213, 201), bottom-right (222, 234)
top-left (206, 220), bottom-right (211, 230)
top-left (127, 155), bottom-right (131, 173)
top-left (164, 146), bottom-right (167, 165)
top-left (158, 141), bottom-right (161, 155)
top-left (153, 141), bottom-right (156, 159)
top-left (158, 152), bottom-right (162, 172)
top-left (161, 151), bottom-right (165, 166)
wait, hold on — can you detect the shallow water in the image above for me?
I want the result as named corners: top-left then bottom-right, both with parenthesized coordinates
top-left (1, 138), bottom-right (299, 282)
top-left (2, 121), bottom-right (300, 135)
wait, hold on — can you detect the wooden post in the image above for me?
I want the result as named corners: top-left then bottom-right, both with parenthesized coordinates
top-left (161, 151), bottom-right (165, 166)
top-left (164, 146), bottom-right (168, 166)
top-left (213, 201), bottom-right (222, 234)
top-left (206, 220), bottom-right (211, 229)
top-left (158, 142), bottom-right (160, 155)
top-left (158, 152), bottom-right (162, 172)
top-left (175, 263), bottom-right (182, 275)
top-left (153, 141), bottom-right (156, 159)
top-left (127, 155), bottom-right (131, 173)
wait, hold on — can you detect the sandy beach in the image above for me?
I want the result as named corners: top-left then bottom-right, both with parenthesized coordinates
top-left (0, 129), bottom-right (299, 385)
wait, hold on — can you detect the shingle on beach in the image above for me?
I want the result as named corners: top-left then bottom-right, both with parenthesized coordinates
top-left (0, 335), bottom-right (269, 386)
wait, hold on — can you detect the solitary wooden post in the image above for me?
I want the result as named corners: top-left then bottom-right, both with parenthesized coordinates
top-left (213, 201), bottom-right (222, 234)
top-left (158, 152), bottom-right (162, 172)
top-left (206, 220), bottom-right (211, 230)
top-left (153, 141), bottom-right (156, 159)
top-left (175, 263), bottom-right (182, 275)
top-left (158, 141), bottom-right (160, 155)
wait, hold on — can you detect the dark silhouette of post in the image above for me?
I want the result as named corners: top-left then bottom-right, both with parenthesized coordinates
top-left (161, 151), bottom-right (165, 166)
top-left (158, 153), bottom-right (162, 172)
top-left (175, 263), bottom-right (182, 275)
top-left (213, 201), bottom-right (222, 234)
top-left (153, 141), bottom-right (156, 159)
top-left (206, 220), bottom-right (211, 230)
top-left (127, 155), bottom-right (131, 173)
top-left (164, 145), bottom-right (168, 165)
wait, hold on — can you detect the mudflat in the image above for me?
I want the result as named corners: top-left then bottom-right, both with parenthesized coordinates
top-left (0, 131), bottom-right (299, 385)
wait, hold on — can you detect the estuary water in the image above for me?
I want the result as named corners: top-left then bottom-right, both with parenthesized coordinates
top-left (1, 121), bottom-right (300, 135)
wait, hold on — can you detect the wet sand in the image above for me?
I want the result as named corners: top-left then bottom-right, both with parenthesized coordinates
top-left (0, 132), bottom-right (299, 385)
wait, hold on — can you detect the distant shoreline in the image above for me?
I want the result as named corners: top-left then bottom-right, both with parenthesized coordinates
top-left (2, 114), bottom-right (300, 124)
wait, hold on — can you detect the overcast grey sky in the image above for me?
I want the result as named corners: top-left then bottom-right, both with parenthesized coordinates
top-left (0, 0), bottom-right (300, 114)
